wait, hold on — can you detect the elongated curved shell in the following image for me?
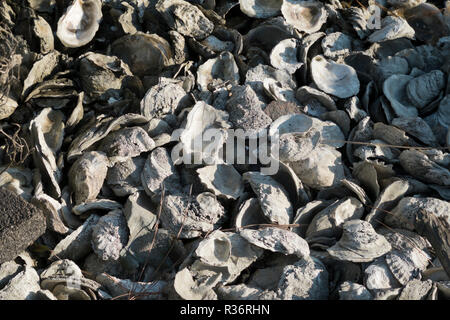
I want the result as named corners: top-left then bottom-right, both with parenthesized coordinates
top-left (311, 55), bottom-right (360, 99)
top-left (239, 0), bottom-right (282, 18)
top-left (56, 0), bottom-right (102, 48)
top-left (368, 16), bottom-right (415, 43)
top-left (69, 151), bottom-right (109, 205)
top-left (30, 108), bottom-right (65, 198)
top-left (281, 0), bottom-right (328, 34)
top-left (240, 227), bottom-right (310, 258)
top-left (406, 70), bottom-right (445, 109)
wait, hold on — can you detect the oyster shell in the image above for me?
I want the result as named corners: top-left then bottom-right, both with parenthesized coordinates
top-left (156, 0), bottom-right (214, 40)
top-left (338, 281), bottom-right (372, 300)
top-left (305, 197), bottom-right (364, 243)
top-left (56, 0), bottom-right (102, 48)
top-left (243, 171), bottom-right (294, 225)
top-left (239, 0), bottom-right (282, 18)
top-left (399, 150), bottom-right (450, 186)
top-left (327, 220), bottom-right (392, 263)
top-left (197, 51), bottom-right (240, 91)
top-left (68, 151), bottom-right (109, 205)
top-left (383, 74), bottom-right (418, 117)
top-left (269, 38), bottom-right (303, 74)
top-left (406, 70), bottom-right (445, 109)
top-left (29, 108), bottom-right (65, 198)
top-left (160, 192), bottom-right (226, 238)
top-left (240, 227), bottom-right (310, 258)
top-left (277, 257), bottom-right (329, 300)
top-left (111, 32), bottom-right (173, 77)
top-left (141, 147), bottom-right (181, 200)
top-left (368, 16), bottom-right (415, 43)
top-left (281, 0), bottom-right (328, 34)
top-left (91, 209), bottom-right (128, 262)
top-left (310, 55), bottom-right (360, 99)
top-left (189, 231), bottom-right (264, 285)
top-left (197, 164), bottom-right (244, 200)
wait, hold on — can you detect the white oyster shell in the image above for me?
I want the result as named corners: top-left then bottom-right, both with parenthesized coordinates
top-left (311, 55), bottom-right (360, 99)
top-left (239, 0), bottom-right (282, 18)
top-left (56, 0), bottom-right (102, 48)
top-left (269, 38), bottom-right (303, 74)
top-left (281, 0), bottom-right (328, 34)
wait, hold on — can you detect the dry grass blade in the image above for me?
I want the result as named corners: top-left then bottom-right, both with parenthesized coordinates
top-left (0, 23), bottom-right (18, 103)
top-left (0, 123), bottom-right (35, 175)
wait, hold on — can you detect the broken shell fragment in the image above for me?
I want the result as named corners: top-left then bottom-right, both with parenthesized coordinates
top-left (310, 55), bottom-right (360, 99)
top-left (327, 220), bottom-right (392, 263)
top-left (56, 0), bottom-right (102, 48)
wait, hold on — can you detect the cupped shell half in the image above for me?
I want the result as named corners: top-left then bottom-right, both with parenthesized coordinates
top-left (56, 0), bottom-right (102, 48)
top-left (281, 0), bottom-right (328, 34)
top-left (311, 55), bottom-right (360, 99)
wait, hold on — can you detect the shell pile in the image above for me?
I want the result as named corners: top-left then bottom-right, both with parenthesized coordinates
top-left (0, 0), bottom-right (450, 301)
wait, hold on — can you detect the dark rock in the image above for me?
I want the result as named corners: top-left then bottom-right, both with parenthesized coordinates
top-left (0, 188), bottom-right (46, 264)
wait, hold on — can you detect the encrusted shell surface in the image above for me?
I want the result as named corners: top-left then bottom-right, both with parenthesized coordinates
top-left (281, 0), bottom-right (328, 34)
top-left (243, 171), bottom-right (294, 225)
top-left (277, 257), bottom-right (329, 300)
top-left (406, 70), bottom-right (445, 109)
top-left (68, 151), bottom-right (109, 205)
top-left (310, 55), bottom-right (360, 99)
top-left (327, 220), bottom-right (392, 263)
top-left (160, 192), bottom-right (226, 238)
top-left (338, 281), bottom-right (372, 300)
top-left (240, 227), bottom-right (310, 258)
top-left (56, 0), bottom-right (102, 48)
top-left (156, 0), bottom-right (214, 40)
